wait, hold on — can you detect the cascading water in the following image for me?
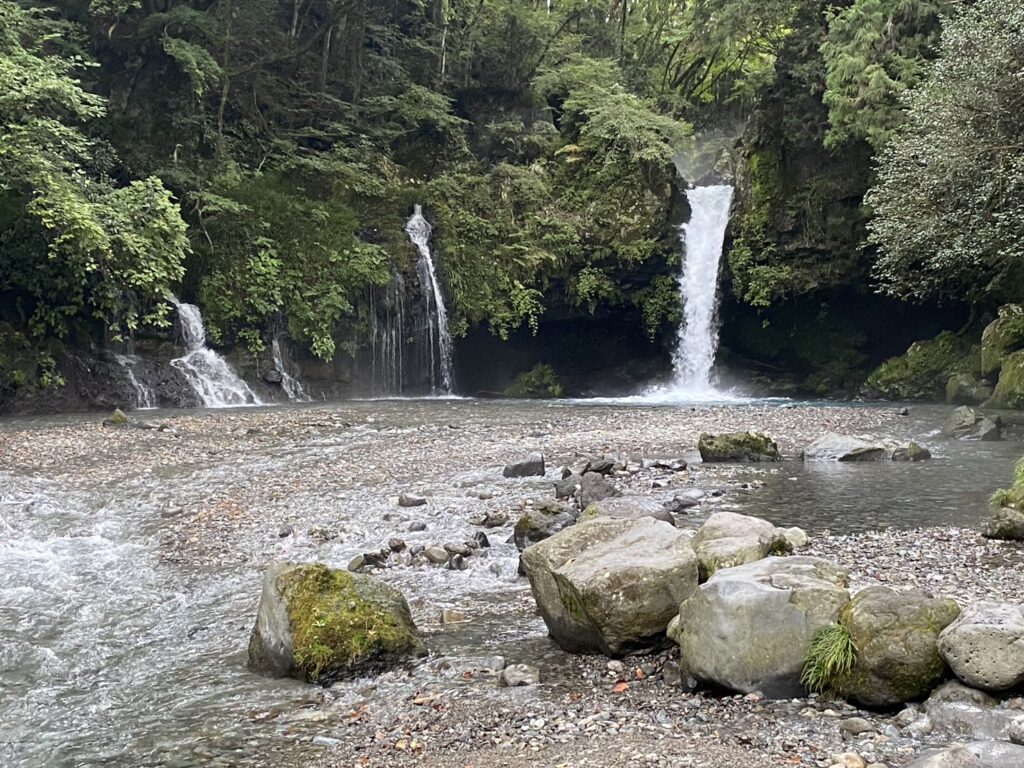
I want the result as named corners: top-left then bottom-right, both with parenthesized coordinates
top-left (405, 205), bottom-right (455, 394)
top-left (270, 337), bottom-right (311, 402)
top-left (368, 276), bottom-right (409, 395)
top-left (112, 354), bottom-right (155, 409)
top-left (170, 300), bottom-right (262, 407)
top-left (667, 184), bottom-right (734, 395)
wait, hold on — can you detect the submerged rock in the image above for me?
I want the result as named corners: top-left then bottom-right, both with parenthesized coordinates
top-left (669, 556), bottom-right (849, 697)
top-left (521, 517), bottom-right (698, 656)
top-left (691, 512), bottom-right (791, 579)
top-left (938, 602), bottom-right (1024, 691)
top-left (698, 431), bottom-right (780, 463)
top-left (840, 587), bottom-right (960, 708)
top-left (907, 741), bottom-right (1024, 768)
top-left (503, 452), bottom-right (545, 478)
top-left (983, 507), bottom-right (1024, 541)
top-left (942, 406), bottom-right (1001, 441)
top-left (247, 561), bottom-right (425, 685)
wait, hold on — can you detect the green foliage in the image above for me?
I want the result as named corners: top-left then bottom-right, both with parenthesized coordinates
top-left (990, 457), bottom-right (1024, 510)
top-left (506, 364), bottom-right (565, 399)
top-left (868, 0), bottom-right (1024, 305)
top-left (801, 623), bottom-right (857, 695)
top-left (864, 331), bottom-right (976, 400)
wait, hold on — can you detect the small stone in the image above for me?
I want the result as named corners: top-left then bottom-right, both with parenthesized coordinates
top-left (278, 524), bottom-right (294, 538)
top-left (398, 493), bottom-right (427, 507)
top-left (473, 531), bottom-right (490, 548)
top-left (840, 717), bottom-right (876, 736)
top-left (830, 753), bottom-right (866, 768)
top-left (423, 547), bottom-right (449, 565)
top-left (478, 490), bottom-right (494, 500)
top-left (503, 453), bottom-right (545, 478)
top-left (440, 609), bottom-right (468, 624)
top-left (388, 538), bottom-right (406, 552)
top-left (470, 510), bottom-right (509, 528)
top-left (499, 664), bottom-right (540, 687)
top-left (409, 522), bottom-right (427, 532)
top-left (448, 554), bottom-right (467, 570)
top-left (444, 543), bottom-right (472, 557)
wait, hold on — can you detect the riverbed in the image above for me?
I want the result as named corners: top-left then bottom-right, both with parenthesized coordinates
top-left (0, 400), bottom-right (1021, 767)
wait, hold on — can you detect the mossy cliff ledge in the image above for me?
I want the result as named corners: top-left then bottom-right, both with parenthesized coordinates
top-left (247, 561), bottom-right (425, 685)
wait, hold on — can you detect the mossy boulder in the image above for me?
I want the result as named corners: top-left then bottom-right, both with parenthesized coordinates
top-left (942, 406), bottom-right (1002, 441)
top-left (698, 431), bottom-right (780, 462)
top-left (946, 373), bottom-right (994, 406)
top-left (247, 561), bottom-right (425, 685)
top-left (983, 507), bottom-right (1024, 541)
top-left (864, 331), bottom-right (976, 401)
top-left (981, 305), bottom-right (1024, 376)
top-left (989, 350), bottom-right (1024, 409)
top-left (839, 586), bottom-right (960, 708)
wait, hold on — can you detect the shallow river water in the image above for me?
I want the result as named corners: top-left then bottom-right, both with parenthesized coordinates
top-left (0, 399), bottom-right (1019, 766)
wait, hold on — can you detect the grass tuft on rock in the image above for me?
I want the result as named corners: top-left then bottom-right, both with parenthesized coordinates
top-left (990, 456), bottom-right (1024, 509)
top-left (801, 623), bottom-right (857, 694)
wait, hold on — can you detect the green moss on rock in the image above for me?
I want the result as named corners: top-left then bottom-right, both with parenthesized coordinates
top-left (981, 306), bottom-right (1024, 376)
top-left (864, 331), bottom-right (976, 401)
top-left (698, 432), bottom-right (780, 462)
top-left (989, 350), bottom-right (1024, 409)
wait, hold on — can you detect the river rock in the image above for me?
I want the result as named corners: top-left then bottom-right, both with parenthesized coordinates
top-left (521, 517), bottom-right (699, 655)
top-left (698, 432), bottom-right (780, 462)
top-left (907, 741), bottom-right (1024, 768)
top-left (923, 680), bottom-right (1020, 741)
top-left (102, 408), bottom-right (131, 427)
top-left (839, 587), bottom-right (960, 707)
top-left (981, 304), bottom-right (1024, 376)
top-left (782, 526), bottom-right (810, 549)
top-left (499, 663), bottom-right (540, 687)
top-left (579, 471), bottom-right (620, 507)
top-left (691, 512), bottom-right (792, 579)
top-left (989, 351), bottom-right (1024, 409)
top-left (983, 507), bottom-right (1024, 541)
top-left (938, 602), bottom-right (1024, 690)
top-left (263, 369), bottom-right (284, 385)
top-left (942, 406), bottom-right (1002, 441)
top-left (513, 500), bottom-right (576, 551)
top-left (669, 556), bottom-right (850, 697)
top-left (554, 472), bottom-right (582, 499)
top-left (580, 496), bottom-right (675, 526)
top-left (247, 561), bottom-right (425, 684)
top-left (398, 492), bottom-right (428, 507)
top-left (503, 452), bottom-right (545, 478)
top-left (469, 510), bottom-right (509, 528)
top-left (423, 546), bottom-right (450, 565)
top-left (802, 433), bottom-right (907, 461)
top-left (947, 374), bottom-right (994, 406)
top-left (584, 458), bottom-right (617, 475)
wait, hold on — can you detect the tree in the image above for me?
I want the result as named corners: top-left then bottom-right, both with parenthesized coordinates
top-left (867, 0), bottom-right (1024, 304)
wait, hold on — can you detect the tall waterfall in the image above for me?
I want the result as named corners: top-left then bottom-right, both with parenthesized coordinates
top-left (270, 337), bottom-right (311, 402)
top-left (670, 184), bottom-right (734, 393)
top-left (170, 300), bottom-right (262, 407)
top-left (405, 205), bottom-right (455, 394)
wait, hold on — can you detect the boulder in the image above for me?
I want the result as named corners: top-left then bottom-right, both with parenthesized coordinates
top-left (521, 517), bottom-right (699, 655)
top-left (102, 408), bottom-right (131, 427)
top-left (802, 433), bottom-right (932, 461)
top-left (942, 406), bottom-right (1002, 441)
top-left (698, 432), bottom-right (780, 463)
top-left (580, 496), bottom-right (675, 526)
top-left (983, 507), bottom-right (1024, 541)
top-left (503, 452), bottom-right (546, 478)
top-left (398, 492), bottom-right (427, 507)
top-left (923, 681), bottom-right (1020, 741)
top-left (893, 442), bottom-right (933, 462)
top-left (247, 561), bottom-right (425, 685)
top-left (981, 305), bottom-right (1024, 376)
top-left (907, 742), bottom-right (1024, 768)
top-left (513, 500), bottom-right (576, 551)
top-left (554, 472), bottom-right (582, 500)
top-left (863, 331), bottom-right (975, 401)
top-left (669, 556), bottom-right (849, 697)
top-left (989, 350), bottom-right (1024, 409)
top-left (947, 374), bottom-right (994, 406)
top-left (579, 471), bottom-right (620, 507)
top-left (938, 602), bottom-right (1024, 691)
top-left (839, 587), bottom-right (960, 707)
top-left (691, 512), bottom-right (791, 579)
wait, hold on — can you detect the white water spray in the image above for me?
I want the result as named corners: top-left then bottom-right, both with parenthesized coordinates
top-left (170, 300), bottom-right (261, 407)
top-left (405, 205), bottom-right (455, 394)
top-left (271, 337), bottom-right (311, 402)
top-left (113, 354), bottom-right (155, 410)
top-left (668, 184), bottom-right (734, 395)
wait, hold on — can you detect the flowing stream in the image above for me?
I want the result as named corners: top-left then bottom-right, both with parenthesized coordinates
top-left (405, 205), bottom-right (455, 394)
top-left (170, 301), bottom-right (262, 407)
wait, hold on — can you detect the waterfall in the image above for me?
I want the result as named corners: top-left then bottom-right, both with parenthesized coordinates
top-left (270, 337), bottom-right (311, 402)
top-left (112, 354), bottom-right (155, 410)
top-left (669, 184), bottom-right (734, 393)
top-left (169, 300), bottom-right (262, 407)
top-left (405, 205), bottom-right (455, 394)
top-left (368, 276), bottom-right (408, 395)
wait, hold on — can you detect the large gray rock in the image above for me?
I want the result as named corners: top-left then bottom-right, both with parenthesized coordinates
top-left (691, 512), bottom-right (791, 579)
top-left (580, 496), bottom-right (675, 526)
top-left (521, 517), bottom-right (699, 656)
top-left (923, 682), bottom-right (1020, 741)
top-left (698, 432), bottom-right (780, 462)
top-left (802, 433), bottom-right (930, 461)
top-left (513, 500), bottom-right (576, 551)
top-left (669, 556), bottom-right (849, 697)
top-left (907, 742), bottom-right (1024, 768)
top-left (983, 507), bottom-right (1024, 541)
top-left (579, 471), bottom-right (620, 508)
top-left (247, 561), bottom-right (425, 685)
top-left (942, 406), bottom-right (1002, 441)
top-left (840, 587), bottom-right (960, 707)
top-left (939, 602), bottom-right (1024, 691)
top-left (503, 452), bottom-right (546, 478)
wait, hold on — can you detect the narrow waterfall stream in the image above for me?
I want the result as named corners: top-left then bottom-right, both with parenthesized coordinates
top-left (668, 184), bottom-right (734, 395)
top-left (112, 354), bottom-right (155, 409)
top-left (170, 301), bottom-right (262, 407)
top-left (271, 338), bottom-right (311, 402)
top-left (405, 205), bottom-right (455, 394)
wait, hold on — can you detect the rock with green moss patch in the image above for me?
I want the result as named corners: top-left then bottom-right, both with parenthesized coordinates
top-left (864, 331), bottom-right (975, 401)
top-left (513, 500), bottom-right (575, 551)
top-left (691, 511), bottom-right (792, 579)
top-left (946, 373), bottom-right (994, 406)
top-left (981, 305), bottom-right (1024, 377)
top-left (839, 586), bottom-right (960, 708)
top-left (942, 406), bottom-right (1002, 441)
top-left (102, 408), bottom-right (131, 427)
top-left (983, 507), bottom-right (1024, 541)
top-left (521, 517), bottom-right (698, 655)
top-left (989, 350), bottom-right (1024, 409)
top-left (247, 561), bottom-right (425, 685)
top-left (669, 556), bottom-right (849, 698)
top-left (697, 431), bottom-right (780, 463)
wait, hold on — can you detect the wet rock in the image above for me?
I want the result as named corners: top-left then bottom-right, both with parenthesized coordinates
top-left (499, 663), bottom-right (540, 687)
top-left (469, 510), bottom-right (509, 528)
top-left (521, 517), bottom-right (699, 655)
top-left (664, 493), bottom-right (701, 515)
top-left (840, 717), bottom-right (876, 736)
top-left (892, 442), bottom-right (932, 462)
top-left (554, 472), bottom-right (583, 500)
top-left (947, 374), bottom-right (993, 406)
top-left (831, 754), bottom-right (867, 768)
top-left (647, 458), bottom-right (688, 472)
top-left (698, 432), bottom-right (780, 463)
top-left (423, 547), bottom-right (450, 565)
top-left (440, 608), bottom-right (467, 624)
top-left (942, 406), bottom-right (1002, 441)
top-left (398, 492), bottom-right (428, 508)
top-left (348, 551), bottom-right (389, 573)
top-left (513, 500), bottom-right (575, 551)
top-left (803, 433), bottom-right (924, 461)
top-left (907, 741), bottom-right (1024, 767)
top-left (503, 452), bottom-right (545, 478)
top-left (263, 369), bottom-right (283, 385)
top-left (580, 496), bottom-right (675, 526)
top-left (691, 512), bottom-right (792, 579)
top-left (670, 556), bottom-right (850, 697)
top-left (443, 543), bottom-right (472, 557)
top-left (409, 521), bottom-right (428, 532)
top-left (584, 458), bottom-right (616, 476)
top-left (102, 408), bottom-right (131, 427)
top-left (840, 586), bottom-right (960, 707)
top-left (247, 561), bottom-right (425, 684)
top-left (938, 602), bottom-right (1024, 691)
top-left (388, 538), bottom-right (406, 553)
top-left (473, 531), bottom-right (490, 548)
top-left (447, 554), bottom-right (468, 570)
top-left (580, 471), bottom-right (620, 507)
top-left (982, 304), bottom-right (1024, 376)
top-left (781, 526), bottom-right (809, 549)
top-left (278, 524), bottom-right (294, 538)
top-left (982, 507), bottom-right (1024, 541)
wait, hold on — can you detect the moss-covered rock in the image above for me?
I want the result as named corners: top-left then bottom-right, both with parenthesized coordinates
top-left (698, 431), bottom-right (780, 462)
top-left (946, 373), bottom-right (993, 406)
top-left (513, 500), bottom-right (576, 551)
top-left (247, 561), bottom-right (425, 685)
top-left (989, 350), bottom-right (1024, 409)
top-left (981, 305), bottom-right (1024, 376)
top-left (506, 364), bottom-right (564, 398)
top-left (983, 507), bottom-right (1024, 541)
top-left (839, 586), bottom-right (960, 708)
top-left (864, 331), bottom-right (976, 401)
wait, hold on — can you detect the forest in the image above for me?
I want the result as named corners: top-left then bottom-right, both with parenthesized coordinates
top-left (1, 0), bottom-right (1023, 403)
